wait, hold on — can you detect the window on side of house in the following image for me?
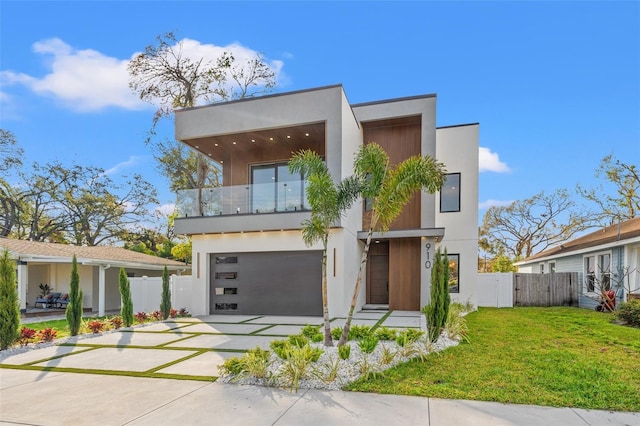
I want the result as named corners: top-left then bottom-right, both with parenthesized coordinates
top-left (549, 262), bottom-right (556, 273)
top-left (584, 252), bottom-right (611, 293)
top-left (448, 253), bottom-right (460, 293)
top-left (440, 173), bottom-right (461, 213)
top-left (540, 263), bottom-right (545, 274)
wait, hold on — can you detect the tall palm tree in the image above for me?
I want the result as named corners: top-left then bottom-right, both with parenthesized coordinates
top-left (338, 143), bottom-right (446, 346)
top-left (289, 150), bottom-right (360, 346)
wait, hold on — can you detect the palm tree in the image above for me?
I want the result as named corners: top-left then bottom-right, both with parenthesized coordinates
top-left (337, 143), bottom-right (446, 346)
top-left (289, 150), bottom-right (360, 346)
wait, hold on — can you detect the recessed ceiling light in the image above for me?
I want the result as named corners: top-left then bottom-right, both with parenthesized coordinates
top-left (251, 139), bottom-right (255, 143)
top-left (207, 153), bottom-right (211, 156)
top-left (214, 143), bottom-right (219, 147)
top-left (287, 135), bottom-right (291, 139)
top-left (269, 137), bottom-right (274, 141)
top-left (195, 145), bottom-right (199, 148)
top-left (305, 133), bottom-right (309, 137)
top-left (233, 141), bottom-right (237, 145)
top-left (220, 160), bottom-right (224, 164)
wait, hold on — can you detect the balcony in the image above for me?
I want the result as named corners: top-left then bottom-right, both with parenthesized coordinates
top-left (174, 181), bottom-right (311, 235)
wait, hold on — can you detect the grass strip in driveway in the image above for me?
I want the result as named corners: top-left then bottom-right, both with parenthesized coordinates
top-left (0, 363), bottom-right (216, 382)
top-left (347, 307), bottom-right (640, 412)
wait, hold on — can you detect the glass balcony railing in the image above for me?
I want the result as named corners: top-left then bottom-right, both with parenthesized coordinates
top-left (176, 181), bottom-right (310, 217)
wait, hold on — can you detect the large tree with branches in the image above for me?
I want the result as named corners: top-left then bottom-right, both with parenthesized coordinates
top-left (127, 32), bottom-right (277, 214)
top-left (479, 189), bottom-right (596, 260)
top-left (577, 154), bottom-right (639, 222)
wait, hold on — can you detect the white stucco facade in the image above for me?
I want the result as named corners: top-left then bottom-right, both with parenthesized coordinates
top-left (174, 85), bottom-right (479, 316)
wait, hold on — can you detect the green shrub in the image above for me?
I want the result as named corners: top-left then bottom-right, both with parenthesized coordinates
top-left (277, 344), bottom-right (324, 392)
top-left (422, 248), bottom-right (451, 343)
top-left (288, 334), bottom-right (309, 348)
top-left (300, 324), bottom-right (320, 339)
top-left (160, 266), bottom-right (171, 320)
top-left (119, 268), bottom-right (134, 327)
top-left (349, 324), bottom-right (373, 340)
top-left (243, 347), bottom-right (273, 380)
top-left (270, 339), bottom-right (292, 359)
top-left (218, 356), bottom-right (245, 376)
top-left (358, 335), bottom-right (379, 354)
top-left (395, 329), bottom-right (424, 347)
top-left (331, 326), bottom-right (342, 341)
top-left (311, 333), bottom-right (323, 343)
top-left (615, 299), bottom-right (640, 327)
top-left (338, 343), bottom-right (351, 360)
top-left (375, 326), bottom-right (397, 341)
top-left (0, 250), bottom-right (20, 350)
top-left (65, 255), bottom-right (83, 336)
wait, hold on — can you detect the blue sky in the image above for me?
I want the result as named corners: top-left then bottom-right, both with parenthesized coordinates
top-left (1, 1), bottom-right (639, 223)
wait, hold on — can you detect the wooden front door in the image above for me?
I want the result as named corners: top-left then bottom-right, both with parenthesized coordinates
top-left (367, 241), bottom-right (389, 304)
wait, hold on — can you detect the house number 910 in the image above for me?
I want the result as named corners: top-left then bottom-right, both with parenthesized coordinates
top-left (424, 243), bottom-right (431, 269)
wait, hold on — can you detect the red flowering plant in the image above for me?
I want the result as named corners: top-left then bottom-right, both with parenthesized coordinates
top-left (19, 327), bottom-right (37, 346)
top-left (87, 320), bottom-right (105, 334)
top-left (134, 311), bottom-right (148, 324)
top-left (37, 328), bottom-right (57, 343)
top-left (110, 316), bottom-right (123, 329)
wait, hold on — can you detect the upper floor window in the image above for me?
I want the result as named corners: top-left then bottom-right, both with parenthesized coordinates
top-left (584, 253), bottom-right (611, 293)
top-left (250, 162), bottom-right (306, 213)
top-left (440, 173), bottom-right (461, 213)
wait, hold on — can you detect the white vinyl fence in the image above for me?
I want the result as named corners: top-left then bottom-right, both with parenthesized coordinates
top-left (129, 275), bottom-right (194, 314)
top-left (477, 272), bottom-right (514, 308)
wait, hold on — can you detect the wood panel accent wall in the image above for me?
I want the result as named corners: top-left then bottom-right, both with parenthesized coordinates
top-left (223, 141), bottom-right (326, 186)
top-left (362, 119), bottom-right (421, 230)
top-left (388, 238), bottom-right (421, 311)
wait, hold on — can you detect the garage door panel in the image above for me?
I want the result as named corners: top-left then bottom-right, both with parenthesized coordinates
top-left (210, 251), bottom-right (322, 315)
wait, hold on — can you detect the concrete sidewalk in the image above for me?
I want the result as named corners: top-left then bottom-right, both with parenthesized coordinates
top-left (0, 369), bottom-right (637, 425)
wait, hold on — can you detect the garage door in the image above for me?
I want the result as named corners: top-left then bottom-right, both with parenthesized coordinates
top-left (210, 251), bottom-right (322, 315)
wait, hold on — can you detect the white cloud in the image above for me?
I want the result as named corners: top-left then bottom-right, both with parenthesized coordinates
top-left (479, 147), bottom-right (510, 173)
top-left (2, 38), bottom-right (144, 112)
top-left (479, 199), bottom-right (514, 210)
top-left (1, 37), bottom-right (285, 112)
top-left (104, 155), bottom-right (143, 175)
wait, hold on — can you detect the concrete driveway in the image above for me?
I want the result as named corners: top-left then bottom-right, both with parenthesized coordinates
top-left (1, 311), bottom-right (414, 381)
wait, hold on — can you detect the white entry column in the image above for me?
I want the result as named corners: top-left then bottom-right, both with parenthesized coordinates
top-left (17, 260), bottom-right (28, 312)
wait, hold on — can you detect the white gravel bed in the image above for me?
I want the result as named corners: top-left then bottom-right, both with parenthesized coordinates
top-left (218, 333), bottom-right (460, 391)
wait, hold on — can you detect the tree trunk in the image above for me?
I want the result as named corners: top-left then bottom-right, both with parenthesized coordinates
top-left (321, 239), bottom-right (334, 346)
top-left (338, 226), bottom-right (374, 346)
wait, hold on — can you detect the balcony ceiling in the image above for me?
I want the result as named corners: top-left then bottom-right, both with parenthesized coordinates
top-left (183, 122), bottom-right (326, 163)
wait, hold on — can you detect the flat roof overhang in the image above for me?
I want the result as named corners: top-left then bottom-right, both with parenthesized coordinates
top-left (181, 122), bottom-right (326, 164)
top-left (357, 228), bottom-right (445, 241)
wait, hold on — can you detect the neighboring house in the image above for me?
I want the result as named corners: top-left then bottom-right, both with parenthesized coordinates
top-left (0, 238), bottom-right (190, 315)
top-left (515, 217), bottom-right (640, 308)
top-left (173, 84), bottom-right (479, 317)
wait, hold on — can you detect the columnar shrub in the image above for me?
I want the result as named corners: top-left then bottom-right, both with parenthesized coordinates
top-left (0, 250), bottom-right (20, 349)
top-left (422, 248), bottom-right (451, 343)
top-left (119, 268), bottom-right (134, 327)
top-left (65, 255), bottom-right (83, 336)
top-left (160, 266), bottom-right (171, 320)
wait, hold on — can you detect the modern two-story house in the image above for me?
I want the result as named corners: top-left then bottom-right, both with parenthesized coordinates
top-left (173, 85), bottom-right (479, 317)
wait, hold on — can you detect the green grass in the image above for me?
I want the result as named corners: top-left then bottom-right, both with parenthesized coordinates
top-left (346, 307), bottom-right (640, 412)
top-left (23, 319), bottom-right (71, 339)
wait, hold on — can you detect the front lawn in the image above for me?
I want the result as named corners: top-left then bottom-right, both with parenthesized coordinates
top-left (346, 307), bottom-right (640, 412)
